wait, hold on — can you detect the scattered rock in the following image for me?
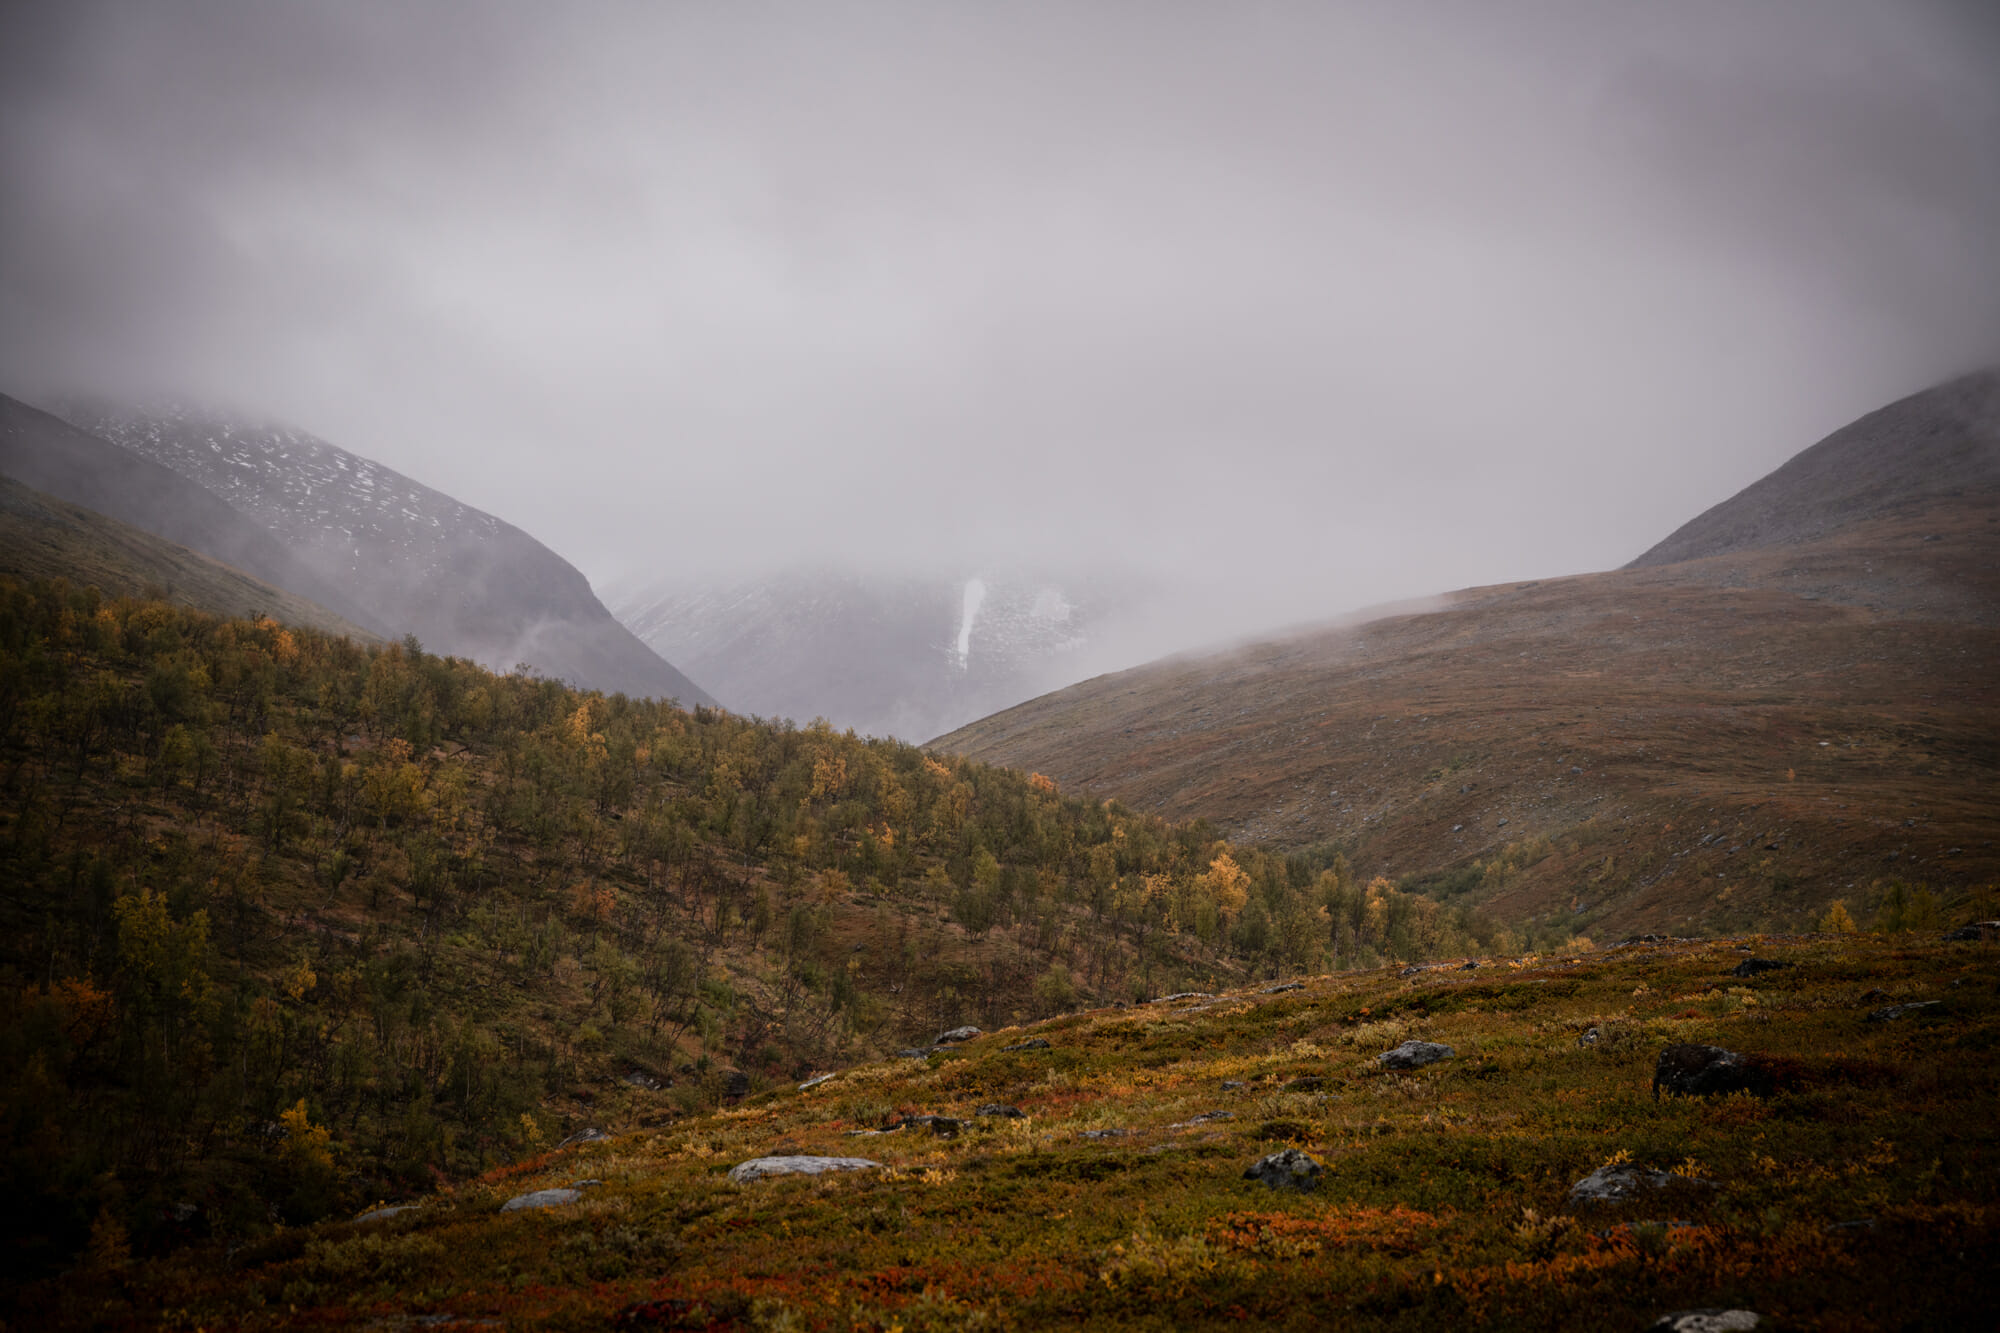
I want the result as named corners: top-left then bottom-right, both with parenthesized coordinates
top-left (1859, 988), bottom-right (1888, 1001)
top-left (1221, 1080), bottom-right (1247, 1091)
top-left (896, 1048), bottom-right (933, 1059)
top-left (1566, 1163), bottom-right (1711, 1208)
top-left (621, 1071), bottom-right (663, 1091)
top-left (898, 1115), bottom-right (964, 1138)
top-left (1645, 1310), bottom-right (1761, 1332)
top-left (353, 1204), bottom-right (418, 1224)
top-left (1652, 1044), bottom-right (1760, 1099)
top-left (1078, 1128), bottom-right (1127, 1141)
top-left (976, 1103), bottom-right (1024, 1118)
top-left (1577, 1027), bottom-right (1600, 1047)
top-left (1459, 961), bottom-right (1479, 970)
top-left (1399, 964), bottom-right (1429, 978)
top-left (723, 1070), bottom-right (752, 1100)
top-left (1260, 982), bottom-right (1304, 994)
top-left (1943, 921), bottom-right (2000, 942)
top-left (1865, 1000), bottom-right (1941, 1022)
top-left (934, 1026), bottom-right (981, 1044)
top-left (1002, 1038), bottom-right (1052, 1052)
top-left (1154, 992), bottom-right (1214, 1004)
top-left (1283, 1075), bottom-right (1324, 1092)
top-left (1729, 958), bottom-right (1793, 978)
top-left (1170, 1111), bottom-right (1235, 1127)
top-left (727, 1155), bottom-right (880, 1184)
top-left (501, 1187), bottom-right (586, 1212)
top-left (1244, 1147), bottom-right (1324, 1192)
top-left (1828, 1217), bottom-right (1877, 1233)
top-left (1378, 1040), bottom-right (1455, 1070)
top-left (553, 1127), bottom-right (610, 1151)
top-left (798, 1072), bottom-right (837, 1091)
top-left (846, 1125), bottom-right (903, 1137)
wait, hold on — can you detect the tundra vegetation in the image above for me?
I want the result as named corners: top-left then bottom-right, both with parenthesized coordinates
top-left (13, 931), bottom-right (1998, 1329)
top-left (1, 575), bottom-right (1992, 1327)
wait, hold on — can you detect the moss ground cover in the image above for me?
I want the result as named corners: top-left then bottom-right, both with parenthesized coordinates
top-left (18, 930), bottom-right (1994, 1330)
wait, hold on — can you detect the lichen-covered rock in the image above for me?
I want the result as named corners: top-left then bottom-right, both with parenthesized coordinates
top-left (353, 1204), bottom-right (417, 1224)
top-left (501, 1187), bottom-right (583, 1212)
top-left (1378, 1040), bottom-right (1454, 1070)
top-left (976, 1103), bottom-right (1024, 1118)
top-left (1645, 1310), bottom-right (1761, 1332)
top-left (1261, 982), bottom-right (1304, 994)
top-left (1865, 1000), bottom-right (1942, 1022)
top-left (934, 1025), bottom-right (981, 1044)
top-left (726, 1155), bottom-right (880, 1184)
top-left (798, 1072), bottom-right (836, 1090)
top-left (1566, 1163), bottom-right (1711, 1208)
top-left (1652, 1044), bottom-right (1758, 1099)
top-left (1244, 1147), bottom-right (1324, 1191)
top-left (1002, 1038), bottom-right (1051, 1052)
top-left (552, 1127), bottom-right (610, 1151)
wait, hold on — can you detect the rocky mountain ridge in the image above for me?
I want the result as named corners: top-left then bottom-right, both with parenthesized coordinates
top-left (54, 398), bottom-right (715, 706)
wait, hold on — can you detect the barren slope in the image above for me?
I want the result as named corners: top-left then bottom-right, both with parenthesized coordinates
top-left (938, 376), bottom-right (2000, 937)
top-left (0, 473), bottom-right (377, 638)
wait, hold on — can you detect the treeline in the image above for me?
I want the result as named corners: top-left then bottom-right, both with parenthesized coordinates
top-left (0, 575), bottom-right (1501, 1275)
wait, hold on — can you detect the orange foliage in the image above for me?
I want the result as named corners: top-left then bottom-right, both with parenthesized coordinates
top-left (1209, 1206), bottom-right (1441, 1257)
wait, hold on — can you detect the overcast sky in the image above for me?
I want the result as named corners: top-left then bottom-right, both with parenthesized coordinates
top-left (4, 1), bottom-right (1997, 641)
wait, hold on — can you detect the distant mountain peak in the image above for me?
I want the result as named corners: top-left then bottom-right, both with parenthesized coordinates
top-left (1628, 367), bottom-right (2000, 568)
top-left (53, 398), bottom-right (716, 706)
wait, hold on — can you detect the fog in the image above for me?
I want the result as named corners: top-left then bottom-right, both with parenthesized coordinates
top-left (4, 1), bottom-right (1998, 647)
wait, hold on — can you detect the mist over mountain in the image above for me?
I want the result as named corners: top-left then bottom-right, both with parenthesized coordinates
top-left (55, 398), bottom-right (716, 706)
top-left (0, 470), bottom-right (376, 638)
top-left (0, 391), bottom-right (383, 631)
top-left (938, 371), bottom-right (2000, 936)
top-left (610, 569), bottom-right (1162, 741)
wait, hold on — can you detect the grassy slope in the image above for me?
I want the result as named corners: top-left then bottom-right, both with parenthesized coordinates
top-left (25, 929), bottom-right (1997, 1330)
top-left (0, 473), bottom-right (379, 641)
top-left (937, 499), bottom-right (2000, 939)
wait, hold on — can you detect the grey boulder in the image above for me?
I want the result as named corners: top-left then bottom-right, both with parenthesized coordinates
top-left (501, 1187), bottom-right (584, 1212)
top-left (727, 1155), bottom-right (880, 1184)
top-left (1653, 1044), bottom-right (1759, 1099)
top-left (1244, 1147), bottom-right (1324, 1191)
top-left (935, 1026), bottom-right (982, 1044)
top-left (1866, 1000), bottom-right (1942, 1022)
top-left (1566, 1163), bottom-right (1710, 1208)
top-left (1646, 1311), bottom-right (1761, 1332)
top-left (1378, 1040), bottom-right (1455, 1070)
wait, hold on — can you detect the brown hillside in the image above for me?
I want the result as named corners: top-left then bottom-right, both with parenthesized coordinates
top-left (937, 385), bottom-right (2000, 939)
top-left (0, 473), bottom-right (378, 640)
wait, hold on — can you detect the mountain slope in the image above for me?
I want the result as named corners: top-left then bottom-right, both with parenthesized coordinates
top-left (1629, 367), bottom-right (2000, 567)
top-left (0, 472), bottom-right (376, 638)
top-left (937, 372), bottom-right (2000, 936)
top-left (0, 393), bottom-right (384, 632)
top-left (55, 398), bottom-right (716, 706)
top-left (611, 569), bottom-right (1141, 739)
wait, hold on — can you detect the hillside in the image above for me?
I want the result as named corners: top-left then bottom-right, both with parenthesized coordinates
top-left (0, 393), bottom-right (383, 633)
top-left (16, 928), bottom-right (1998, 1330)
top-left (938, 373), bottom-right (2000, 939)
top-left (1, 575), bottom-right (1539, 1292)
top-left (53, 398), bottom-right (716, 707)
top-left (0, 473), bottom-right (377, 639)
top-left (1630, 368), bottom-right (2000, 567)
top-left (609, 569), bottom-right (1151, 741)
